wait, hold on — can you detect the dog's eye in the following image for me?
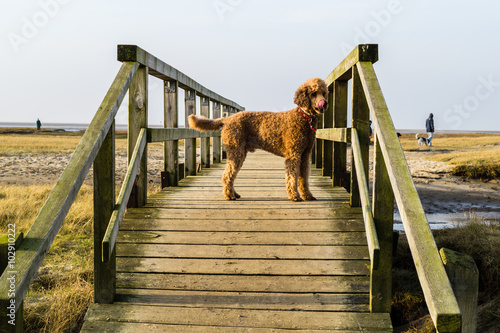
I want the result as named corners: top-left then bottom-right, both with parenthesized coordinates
top-left (311, 92), bottom-right (317, 97)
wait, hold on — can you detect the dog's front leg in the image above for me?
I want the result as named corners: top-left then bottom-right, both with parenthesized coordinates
top-left (299, 151), bottom-right (316, 201)
top-left (285, 157), bottom-right (302, 201)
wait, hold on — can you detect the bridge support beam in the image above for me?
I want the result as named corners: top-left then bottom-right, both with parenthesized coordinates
top-left (163, 79), bottom-right (179, 187)
top-left (185, 89), bottom-right (197, 176)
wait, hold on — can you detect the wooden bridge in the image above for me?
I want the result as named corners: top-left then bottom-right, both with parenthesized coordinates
top-left (1, 45), bottom-right (464, 332)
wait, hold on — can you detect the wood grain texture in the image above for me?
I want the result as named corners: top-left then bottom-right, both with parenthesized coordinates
top-left (82, 151), bottom-right (392, 331)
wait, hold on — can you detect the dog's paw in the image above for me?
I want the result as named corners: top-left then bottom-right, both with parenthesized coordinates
top-left (289, 195), bottom-right (303, 202)
top-left (234, 192), bottom-right (241, 199)
top-left (303, 195), bottom-right (317, 201)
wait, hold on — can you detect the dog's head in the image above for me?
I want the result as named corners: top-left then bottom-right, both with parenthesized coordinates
top-left (293, 78), bottom-right (329, 115)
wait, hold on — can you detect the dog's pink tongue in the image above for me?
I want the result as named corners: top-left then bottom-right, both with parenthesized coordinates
top-left (318, 100), bottom-right (326, 110)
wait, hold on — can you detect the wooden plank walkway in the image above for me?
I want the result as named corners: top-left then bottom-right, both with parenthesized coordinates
top-left (82, 151), bottom-right (392, 332)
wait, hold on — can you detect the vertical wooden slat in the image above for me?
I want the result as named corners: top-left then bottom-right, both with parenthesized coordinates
top-left (315, 114), bottom-right (323, 169)
top-left (164, 79), bottom-right (179, 186)
top-left (200, 97), bottom-right (210, 168)
top-left (93, 122), bottom-right (116, 303)
top-left (322, 90), bottom-right (333, 177)
top-left (351, 65), bottom-right (370, 207)
top-left (370, 133), bottom-right (394, 313)
top-left (213, 102), bottom-right (221, 163)
top-left (185, 89), bottom-right (197, 176)
top-left (333, 80), bottom-right (348, 188)
top-left (128, 65), bottom-right (148, 207)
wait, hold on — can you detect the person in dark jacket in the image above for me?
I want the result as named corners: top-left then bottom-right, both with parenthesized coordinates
top-left (426, 113), bottom-right (434, 146)
top-left (36, 118), bottom-right (42, 130)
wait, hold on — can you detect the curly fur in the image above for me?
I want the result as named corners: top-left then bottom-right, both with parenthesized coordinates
top-left (189, 78), bottom-right (328, 201)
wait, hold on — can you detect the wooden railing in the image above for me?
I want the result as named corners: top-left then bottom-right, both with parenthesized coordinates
top-left (0, 45), bottom-right (243, 331)
top-left (315, 44), bottom-right (462, 332)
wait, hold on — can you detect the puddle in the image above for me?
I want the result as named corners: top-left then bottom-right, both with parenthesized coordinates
top-left (393, 210), bottom-right (500, 231)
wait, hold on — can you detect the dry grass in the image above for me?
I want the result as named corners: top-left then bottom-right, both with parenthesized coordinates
top-left (399, 133), bottom-right (500, 180)
top-left (0, 184), bottom-right (94, 332)
top-left (393, 215), bottom-right (500, 332)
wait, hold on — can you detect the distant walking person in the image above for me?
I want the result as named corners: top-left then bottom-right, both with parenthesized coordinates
top-left (426, 113), bottom-right (434, 146)
top-left (36, 118), bottom-right (42, 131)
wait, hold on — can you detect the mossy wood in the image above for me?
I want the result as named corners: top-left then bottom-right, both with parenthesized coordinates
top-left (0, 61), bottom-right (139, 317)
top-left (118, 44), bottom-right (244, 111)
top-left (163, 79), bottom-right (179, 186)
top-left (200, 97), bottom-right (211, 168)
top-left (351, 128), bottom-right (380, 270)
top-left (184, 89), bottom-right (197, 176)
top-left (148, 128), bottom-right (220, 142)
top-left (102, 129), bottom-right (147, 262)
top-left (355, 60), bottom-right (461, 331)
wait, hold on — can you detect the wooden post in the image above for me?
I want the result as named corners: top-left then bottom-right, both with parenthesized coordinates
top-left (213, 102), bottom-right (221, 163)
top-left (93, 122), bottom-right (116, 304)
top-left (164, 79), bottom-right (179, 187)
top-left (315, 114), bottom-right (323, 169)
top-left (200, 97), bottom-right (210, 168)
top-left (440, 248), bottom-right (478, 333)
top-left (128, 65), bottom-right (148, 207)
top-left (322, 88), bottom-right (333, 177)
top-left (185, 89), bottom-right (197, 176)
top-left (370, 133), bottom-right (394, 313)
top-left (333, 80), bottom-right (348, 188)
top-left (350, 65), bottom-right (370, 207)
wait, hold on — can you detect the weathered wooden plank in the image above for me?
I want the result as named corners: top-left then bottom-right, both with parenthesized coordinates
top-left (332, 80), bottom-right (348, 187)
top-left (200, 96), bottom-right (211, 168)
top-left (351, 128), bottom-right (379, 270)
top-left (128, 65), bottom-right (148, 207)
top-left (124, 208), bottom-right (359, 220)
top-left (102, 129), bottom-right (147, 262)
top-left (117, 273), bottom-right (369, 293)
top-left (117, 257), bottom-right (369, 275)
top-left (83, 304), bottom-right (392, 331)
top-left (212, 101), bottom-right (222, 163)
top-left (148, 128), bottom-right (220, 142)
top-left (117, 45), bottom-right (244, 110)
top-left (114, 289), bottom-right (369, 312)
top-left (117, 243), bottom-right (369, 260)
top-left (163, 79), bottom-right (179, 186)
top-left (0, 61), bottom-right (139, 314)
top-left (117, 231), bottom-right (367, 246)
top-left (356, 61), bottom-right (461, 332)
top-left (325, 44), bottom-right (378, 85)
top-left (184, 89), bottom-right (197, 176)
top-left (315, 127), bottom-right (351, 143)
top-left (119, 218), bottom-right (365, 232)
top-left (81, 321), bottom-right (390, 333)
top-left (371, 134), bottom-right (394, 313)
top-left (93, 121), bottom-right (116, 303)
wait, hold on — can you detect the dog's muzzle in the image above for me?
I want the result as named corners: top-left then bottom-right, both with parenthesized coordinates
top-left (317, 100), bottom-right (327, 113)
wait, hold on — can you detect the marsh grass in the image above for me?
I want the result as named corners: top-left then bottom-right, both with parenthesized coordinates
top-left (399, 133), bottom-right (500, 180)
top-left (393, 214), bottom-right (500, 332)
top-left (0, 184), bottom-right (94, 332)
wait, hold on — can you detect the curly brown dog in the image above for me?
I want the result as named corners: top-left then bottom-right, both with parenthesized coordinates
top-left (188, 77), bottom-right (328, 201)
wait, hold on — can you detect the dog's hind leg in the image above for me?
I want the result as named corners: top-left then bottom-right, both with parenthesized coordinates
top-left (222, 148), bottom-right (246, 200)
top-left (285, 155), bottom-right (302, 201)
top-left (299, 151), bottom-right (316, 201)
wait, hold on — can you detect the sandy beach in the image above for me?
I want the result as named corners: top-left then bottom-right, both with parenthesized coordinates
top-left (1, 145), bottom-right (500, 227)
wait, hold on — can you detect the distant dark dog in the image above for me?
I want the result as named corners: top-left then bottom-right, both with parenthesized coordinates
top-left (189, 78), bottom-right (328, 201)
top-left (416, 133), bottom-right (430, 146)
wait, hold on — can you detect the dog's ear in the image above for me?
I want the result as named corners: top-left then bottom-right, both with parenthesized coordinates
top-left (293, 83), bottom-right (312, 110)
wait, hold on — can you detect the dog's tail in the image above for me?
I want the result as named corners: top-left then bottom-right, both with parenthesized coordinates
top-left (188, 115), bottom-right (225, 132)
top-left (416, 133), bottom-right (421, 139)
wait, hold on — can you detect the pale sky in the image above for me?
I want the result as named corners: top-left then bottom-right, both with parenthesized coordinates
top-left (1, 0), bottom-right (499, 131)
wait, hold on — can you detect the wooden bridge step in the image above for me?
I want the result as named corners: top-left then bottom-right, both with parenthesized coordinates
top-left (116, 273), bottom-right (369, 294)
top-left (82, 304), bottom-right (392, 332)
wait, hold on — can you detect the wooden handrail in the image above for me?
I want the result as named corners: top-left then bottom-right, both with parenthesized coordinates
top-left (0, 61), bottom-right (139, 314)
top-left (356, 60), bottom-right (461, 331)
top-left (317, 45), bottom-right (461, 331)
top-left (102, 128), bottom-right (147, 262)
top-left (351, 128), bottom-right (380, 270)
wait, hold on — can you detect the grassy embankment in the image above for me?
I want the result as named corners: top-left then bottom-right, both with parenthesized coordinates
top-left (0, 129), bottom-right (499, 332)
top-left (394, 133), bottom-right (500, 332)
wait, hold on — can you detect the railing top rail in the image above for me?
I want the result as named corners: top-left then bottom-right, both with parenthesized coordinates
top-left (325, 44), bottom-right (378, 86)
top-left (118, 44), bottom-right (244, 110)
